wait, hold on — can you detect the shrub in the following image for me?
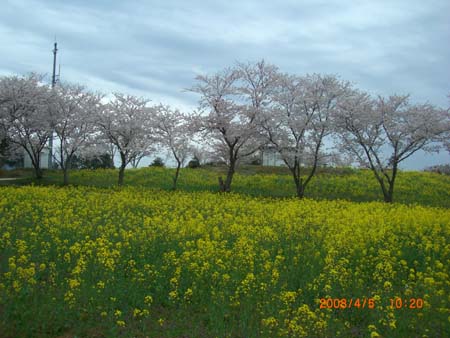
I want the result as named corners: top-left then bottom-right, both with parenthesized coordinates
top-left (187, 156), bottom-right (201, 168)
top-left (150, 157), bottom-right (165, 167)
top-left (71, 153), bottom-right (115, 169)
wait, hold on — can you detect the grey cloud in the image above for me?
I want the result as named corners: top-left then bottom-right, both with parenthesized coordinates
top-left (1, 0), bottom-right (449, 168)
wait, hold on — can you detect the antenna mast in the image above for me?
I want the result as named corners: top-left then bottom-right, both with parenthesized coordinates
top-left (49, 41), bottom-right (58, 169)
top-left (52, 42), bottom-right (58, 88)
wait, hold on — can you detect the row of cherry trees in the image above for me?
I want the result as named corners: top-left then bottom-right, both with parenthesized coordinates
top-left (0, 74), bottom-right (191, 187)
top-left (190, 61), bottom-right (449, 202)
top-left (1, 62), bottom-right (449, 201)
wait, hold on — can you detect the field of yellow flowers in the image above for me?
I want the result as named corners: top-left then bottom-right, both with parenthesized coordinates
top-left (1, 183), bottom-right (449, 337)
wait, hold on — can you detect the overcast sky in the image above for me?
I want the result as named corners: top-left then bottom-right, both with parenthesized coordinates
top-left (1, 0), bottom-right (449, 169)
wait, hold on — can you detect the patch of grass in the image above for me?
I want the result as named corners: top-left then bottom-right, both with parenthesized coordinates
top-left (0, 166), bottom-right (449, 207)
top-left (0, 168), bottom-right (36, 178)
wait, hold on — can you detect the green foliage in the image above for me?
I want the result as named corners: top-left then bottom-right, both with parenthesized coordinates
top-left (187, 156), bottom-right (201, 168)
top-left (150, 157), bottom-right (165, 167)
top-left (70, 153), bottom-right (115, 170)
top-left (0, 138), bottom-right (23, 169)
top-left (247, 154), bottom-right (262, 165)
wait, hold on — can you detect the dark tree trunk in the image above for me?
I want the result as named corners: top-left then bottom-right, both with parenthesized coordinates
top-left (384, 163), bottom-right (398, 203)
top-left (118, 152), bottom-right (127, 186)
top-left (362, 143), bottom-right (400, 203)
top-left (35, 167), bottom-right (43, 179)
top-left (374, 172), bottom-right (394, 203)
top-left (31, 154), bottom-right (43, 179)
top-left (219, 159), bottom-right (236, 192)
top-left (288, 160), bottom-right (305, 199)
top-left (295, 179), bottom-right (305, 198)
top-left (375, 175), bottom-right (390, 203)
top-left (383, 191), bottom-right (393, 203)
top-left (63, 168), bottom-right (69, 186)
top-left (62, 158), bottom-right (71, 186)
top-left (293, 174), bottom-right (305, 198)
top-left (224, 165), bottom-right (235, 192)
top-left (118, 165), bottom-right (126, 186)
top-left (172, 161), bottom-right (181, 190)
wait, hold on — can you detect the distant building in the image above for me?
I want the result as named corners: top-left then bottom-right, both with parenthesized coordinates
top-left (23, 147), bottom-right (50, 169)
top-left (260, 146), bottom-right (285, 166)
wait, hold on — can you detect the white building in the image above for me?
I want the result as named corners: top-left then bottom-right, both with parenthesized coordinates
top-left (23, 147), bottom-right (50, 169)
top-left (261, 146), bottom-right (285, 166)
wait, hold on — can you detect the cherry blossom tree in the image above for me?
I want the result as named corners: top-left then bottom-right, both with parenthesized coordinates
top-left (50, 82), bottom-right (103, 185)
top-left (75, 139), bottom-right (116, 169)
top-left (260, 73), bottom-right (349, 198)
top-left (335, 92), bottom-right (449, 202)
top-left (153, 104), bottom-right (192, 189)
top-left (190, 61), bottom-right (277, 192)
top-left (190, 67), bottom-right (241, 191)
top-left (443, 93), bottom-right (450, 153)
top-left (96, 93), bottom-right (154, 185)
top-left (130, 153), bottom-right (146, 169)
top-left (190, 145), bottom-right (211, 166)
top-left (0, 74), bottom-right (52, 179)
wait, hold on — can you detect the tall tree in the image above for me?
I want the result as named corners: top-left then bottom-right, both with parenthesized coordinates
top-left (335, 92), bottom-right (449, 202)
top-left (153, 104), bottom-right (192, 189)
top-left (190, 61), bottom-right (276, 192)
top-left (96, 93), bottom-right (154, 185)
top-left (0, 74), bottom-right (52, 178)
top-left (260, 73), bottom-right (348, 198)
top-left (50, 82), bottom-right (103, 185)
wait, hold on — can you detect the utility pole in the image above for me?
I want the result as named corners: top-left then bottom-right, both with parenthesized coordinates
top-left (48, 41), bottom-right (58, 169)
top-left (52, 42), bottom-right (58, 88)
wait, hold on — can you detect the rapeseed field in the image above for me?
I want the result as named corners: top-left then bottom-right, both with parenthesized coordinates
top-left (0, 183), bottom-right (449, 337)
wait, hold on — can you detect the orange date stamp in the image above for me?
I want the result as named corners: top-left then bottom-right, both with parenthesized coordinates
top-left (319, 298), bottom-right (375, 309)
top-left (319, 297), bottom-right (424, 310)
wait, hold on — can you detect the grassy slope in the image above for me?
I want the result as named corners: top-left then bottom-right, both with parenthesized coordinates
top-left (1, 165), bottom-right (449, 208)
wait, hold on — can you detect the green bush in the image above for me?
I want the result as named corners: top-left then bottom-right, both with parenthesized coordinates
top-left (150, 157), bottom-right (165, 167)
top-left (187, 156), bottom-right (201, 168)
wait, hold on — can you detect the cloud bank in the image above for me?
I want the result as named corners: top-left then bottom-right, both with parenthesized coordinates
top-left (1, 0), bottom-right (449, 168)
